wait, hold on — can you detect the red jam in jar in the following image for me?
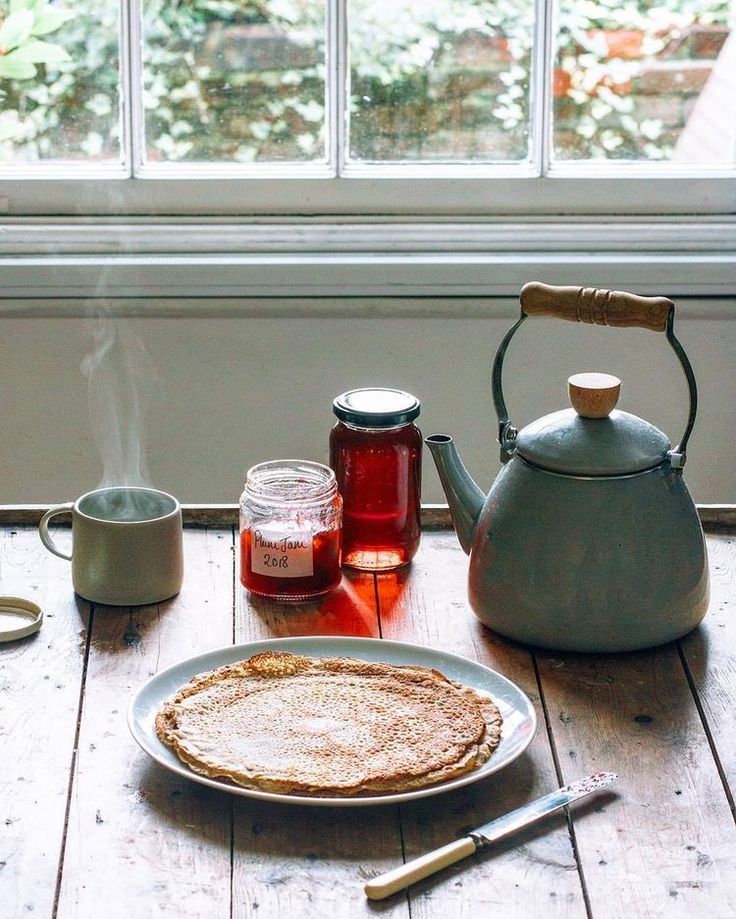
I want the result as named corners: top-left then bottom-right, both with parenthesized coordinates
top-left (239, 460), bottom-right (342, 600)
top-left (330, 388), bottom-right (421, 570)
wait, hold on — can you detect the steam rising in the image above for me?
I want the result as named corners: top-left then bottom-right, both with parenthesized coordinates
top-left (80, 314), bottom-right (159, 490)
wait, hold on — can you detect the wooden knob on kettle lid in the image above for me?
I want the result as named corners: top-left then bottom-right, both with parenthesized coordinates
top-left (568, 372), bottom-right (621, 418)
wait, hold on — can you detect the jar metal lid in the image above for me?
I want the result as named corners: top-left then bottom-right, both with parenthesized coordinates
top-left (333, 388), bottom-right (420, 427)
top-left (0, 596), bottom-right (43, 642)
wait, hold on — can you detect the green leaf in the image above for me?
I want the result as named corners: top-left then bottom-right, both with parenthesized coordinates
top-left (10, 0), bottom-right (46, 10)
top-left (0, 118), bottom-right (24, 143)
top-left (0, 10), bottom-right (35, 52)
top-left (0, 58), bottom-right (37, 79)
top-left (31, 9), bottom-right (74, 37)
top-left (8, 40), bottom-right (70, 64)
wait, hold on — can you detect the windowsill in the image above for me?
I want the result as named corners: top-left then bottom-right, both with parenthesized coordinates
top-left (1, 215), bottom-right (735, 309)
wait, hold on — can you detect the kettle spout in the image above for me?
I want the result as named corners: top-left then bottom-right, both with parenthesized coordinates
top-left (425, 434), bottom-right (485, 555)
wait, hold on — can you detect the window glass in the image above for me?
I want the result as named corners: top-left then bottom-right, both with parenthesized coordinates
top-left (0, 0), bottom-right (121, 165)
top-left (141, 0), bottom-right (326, 163)
top-left (1, 0), bottom-right (734, 190)
top-left (553, 0), bottom-right (735, 163)
top-left (348, 0), bottom-right (535, 163)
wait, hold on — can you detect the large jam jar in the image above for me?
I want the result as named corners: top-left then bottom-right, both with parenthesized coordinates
top-left (239, 460), bottom-right (342, 600)
top-left (330, 388), bottom-right (421, 570)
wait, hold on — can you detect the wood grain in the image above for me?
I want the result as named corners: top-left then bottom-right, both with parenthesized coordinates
top-left (376, 531), bottom-right (587, 917)
top-left (537, 630), bottom-right (736, 917)
top-left (235, 569), bottom-right (380, 641)
top-left (56, 528), bottom-right (235, 919)
top-left (231, 798), bottom-right (408, 919)
top-left (567, 372), bottom-right (621, 418)
top-left (520, 282), bottom-right (672, 332)
top-left (231, 552), bottom-right (409, 918)
top-left (3, 523), bottom-right (736, 919)
top-left (0, 527), bottom-right (90, 919)
top-left (680, 532), bottom-right (736, 792)
top-left (698, 506), bottom-right (736, 530)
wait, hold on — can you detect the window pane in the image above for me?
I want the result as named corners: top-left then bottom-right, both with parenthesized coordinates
top-left (348, 0), bottom-right (535, 163)
top-left (553, 0), bottom-right (735, 163)
top-left (0, 0), bottom-right (121, 165)
top-left (142, 0), bottom-right (326, 164)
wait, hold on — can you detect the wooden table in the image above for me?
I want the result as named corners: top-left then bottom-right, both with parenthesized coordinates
top-left (1, 515), bottom-right (735, 919)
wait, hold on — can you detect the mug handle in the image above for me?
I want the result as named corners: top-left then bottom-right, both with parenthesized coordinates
top-left (39, 504), bottom-right (74, 560)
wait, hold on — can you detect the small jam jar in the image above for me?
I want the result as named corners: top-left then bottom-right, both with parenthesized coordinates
top-left (330, 388), bottom-right (421, 570)
top-left (239, 460), bottom-right (342, 600)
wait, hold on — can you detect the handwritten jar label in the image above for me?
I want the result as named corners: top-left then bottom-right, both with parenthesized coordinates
top-left (249, 527), bottom-right (314, 578)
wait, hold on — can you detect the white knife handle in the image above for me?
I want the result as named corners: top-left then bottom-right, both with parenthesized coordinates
top-left (364, 837), bottom-right (478, 900)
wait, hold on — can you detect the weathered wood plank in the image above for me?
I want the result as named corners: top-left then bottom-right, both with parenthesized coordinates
top-left (231, 562), bottom-right (409, 919)
top-left (698, 506), bottom-right (736, 531)
top-left (537, 639), bottom-right (736, 917)
top-left (0, 527), bottom-right (90, 919)
top-left (231, 799), bottom-right (408, 919)
top-left (56, 527), bottom-right (235, 919)
top-left (376, 531), bottom-right (587, 918)
top-left (6, 522), bottom-right (735, 919)
top-left (235, 569), bottom-right (381, 641)
top-left (680, 532), bottom-right (736, 798)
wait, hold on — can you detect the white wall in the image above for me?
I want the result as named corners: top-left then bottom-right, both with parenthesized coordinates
top-left (1, 298), bottom-right (733, 505)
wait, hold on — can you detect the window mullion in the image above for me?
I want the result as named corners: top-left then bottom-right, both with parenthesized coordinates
top-left (122, 0), bottom-right (144, 177)
top-left (531, 0), bottom-right (554, 177)
top-left (328, 0), bottom-right (347, 176)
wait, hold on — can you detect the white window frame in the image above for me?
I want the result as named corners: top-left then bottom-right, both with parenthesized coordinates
top-left (0, 0), bottom-right (734, 304)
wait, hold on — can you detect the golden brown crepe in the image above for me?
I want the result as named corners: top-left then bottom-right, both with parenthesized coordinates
top-left (155, 651), bottom-right (503, 797)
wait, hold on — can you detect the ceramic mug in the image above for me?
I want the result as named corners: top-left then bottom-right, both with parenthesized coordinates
top-left (39, 486), bottom-right (184, 606)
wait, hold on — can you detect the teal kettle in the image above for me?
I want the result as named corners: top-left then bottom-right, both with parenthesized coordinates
top-left (426, 282), bottom-right (709, 652)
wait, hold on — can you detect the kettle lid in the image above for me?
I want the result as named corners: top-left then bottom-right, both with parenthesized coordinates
top-left (514, 373), bottom-right (671, 476)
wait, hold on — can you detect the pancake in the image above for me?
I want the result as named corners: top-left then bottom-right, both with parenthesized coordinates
top-left (155, 651), bottom-right (503, 797)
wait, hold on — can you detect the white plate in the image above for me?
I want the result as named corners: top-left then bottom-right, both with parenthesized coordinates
top-left (128, 636), bottom-right (537, 807)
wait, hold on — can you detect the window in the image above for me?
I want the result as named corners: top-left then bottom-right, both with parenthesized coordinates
top-left (1, 0), bottom-right (734, 216)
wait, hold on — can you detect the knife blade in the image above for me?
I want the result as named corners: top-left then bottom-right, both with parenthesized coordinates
top-left (364, 771), bottom-right (617, 901)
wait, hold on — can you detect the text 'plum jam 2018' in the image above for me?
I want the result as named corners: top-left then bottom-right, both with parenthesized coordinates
top-left (239, 460), bottom-right (342, 600)
top-left (330, 388), bottom-right (422, 571)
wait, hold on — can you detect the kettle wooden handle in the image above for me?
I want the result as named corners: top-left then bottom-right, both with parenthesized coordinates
top-left (493, 282), bottom-right (696, 467)
top-left (520, 282), bottom-right (672, 332)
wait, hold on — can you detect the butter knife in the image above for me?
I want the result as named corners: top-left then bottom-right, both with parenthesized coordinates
top-left (364, 771), bottom-right (617, 900)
